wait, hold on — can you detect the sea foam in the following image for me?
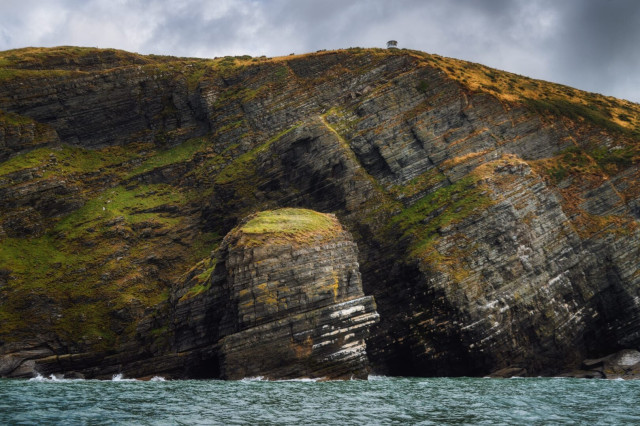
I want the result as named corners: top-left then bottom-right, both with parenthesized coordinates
top-left (111, 373), bottom-right (137, 382)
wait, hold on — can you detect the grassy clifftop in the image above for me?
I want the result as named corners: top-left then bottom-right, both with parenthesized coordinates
top-left (1, 45), bottom-right (638, 137)
top-left (228, 208), bottom-right (343, 248)
top-left (403, 50), bottom-right (640, 138)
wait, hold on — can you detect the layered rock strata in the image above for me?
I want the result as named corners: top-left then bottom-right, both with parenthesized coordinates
top-left (1, 47), bottom-right (639, 379)
top-left (215, 208), bottom-right (378, 379)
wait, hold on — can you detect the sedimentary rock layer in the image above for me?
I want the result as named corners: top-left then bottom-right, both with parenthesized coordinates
top-left (0, 47), bottom-right (639, 378)
top-left (210, 208), bottom-right (378, 379)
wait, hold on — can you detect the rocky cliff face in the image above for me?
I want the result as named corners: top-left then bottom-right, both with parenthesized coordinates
top-left (214, 208), bottom-right (377, 379)
top-left (0, 46), bottom-right (639, 379)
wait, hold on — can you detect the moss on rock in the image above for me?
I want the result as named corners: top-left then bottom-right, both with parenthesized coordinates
top-left (227, 208), bottom-right (343, 248)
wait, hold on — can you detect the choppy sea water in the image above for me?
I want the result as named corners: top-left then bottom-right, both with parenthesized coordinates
top-left (1, 375), bottom-right (639, 425)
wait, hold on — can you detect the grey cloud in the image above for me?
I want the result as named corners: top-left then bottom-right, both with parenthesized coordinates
top-left (546, 0), bottom-right (640, 99)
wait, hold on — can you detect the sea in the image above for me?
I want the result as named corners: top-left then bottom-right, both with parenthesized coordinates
top-left (1, 374), bottom-right (639, 425)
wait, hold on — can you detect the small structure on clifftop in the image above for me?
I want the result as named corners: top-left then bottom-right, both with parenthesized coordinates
top-left (387, 40), bottom-right (398, 49)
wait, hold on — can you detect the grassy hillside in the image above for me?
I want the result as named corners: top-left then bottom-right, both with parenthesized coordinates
top-left (0, 138), bottom-right (220, 347)
top-left (405, 50), bottom-right (640, 138)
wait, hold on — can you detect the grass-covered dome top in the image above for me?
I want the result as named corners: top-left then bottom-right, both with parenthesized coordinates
top-left (226, 208), bottom-right (345, 248)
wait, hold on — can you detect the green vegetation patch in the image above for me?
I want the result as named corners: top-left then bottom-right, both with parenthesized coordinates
top-left (190, 231), bottom-right (222, 261)
top-left (185, 62), bottom-right (215, 91)
top-left (525, 98), bottom-right (634, 137)
top-left (127, 137), bottom-right (208, 178)
top-left (182, 282), bottom-right (212, 299)
top-left (0, 68), bottom-right (80, 82)
top-left (214, 124), bottom-right (299, 185)
top-left (544, 144), bottom-right (639, 183)
top-left (55, 183), bottom-right (184, 238)
top-left (416, 80), bottom-right (429, 93)
top-left (0, 143), bottom-right (141, 180)
top-left (0, 234), bottom-right (79, 277)
top-left (0, 46), bottom-right (144, 68)
top-left (274, 65), bottom-right (289, 81)
top-left (389, 169), bottom-right (447, 200)
top-left (232, 208), bottom-right (341, 248)
top-left (0, 180), bottom-right (192, 346)
top-left (543, 146), bottom-right (594, 183)
top-left (0, 109), bottom-right (35, 126)
top-left (588, 145), bottom-right (637, 169)
top-left (242, 208), bottom-right (335, 234)
top-left (179, 257), bottom-right (218, 301)
top-left (212, 86), bottom-right (261, 108)
top-left (0, 147), bottom-right (53, 177)
top-left (389, 176), bottom-right (493, 259)
top-left (0, 232), bottom-right (116, 345)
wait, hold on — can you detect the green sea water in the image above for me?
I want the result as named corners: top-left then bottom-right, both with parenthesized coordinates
top-left (1, 375), bottom-right (639, 425)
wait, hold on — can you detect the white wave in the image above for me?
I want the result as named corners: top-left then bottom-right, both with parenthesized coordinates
top-left (111, 373), bottom-right (136, 382)
top-left (240, 375), bottom-right (371, 382)
top-left (240, 376), bottom-right (265, 382)
top-left (150, 376), bottom-right (166, 382)
top-left (29, 373), bottom-right (46, 382)
top-left (367, 374), bottom-right (391, 381)
top-left (240, 376), bottom-right (346, 382)
top-left (29, 373), bottom-right (81, 382)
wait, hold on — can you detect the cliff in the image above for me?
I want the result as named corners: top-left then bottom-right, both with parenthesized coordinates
top-left (215, 208), bottom-right (377, 379)
top-left (0, 46), bottom-right (639, 379)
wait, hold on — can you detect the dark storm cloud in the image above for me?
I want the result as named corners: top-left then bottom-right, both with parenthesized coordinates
top-left (0, 0), bottom-right (638, 102)
top-left (548, 0), bottom-right (640, 100)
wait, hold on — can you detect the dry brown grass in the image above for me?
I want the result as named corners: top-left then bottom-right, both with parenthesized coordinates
top-left (403, 50), bottom-right (640, 137)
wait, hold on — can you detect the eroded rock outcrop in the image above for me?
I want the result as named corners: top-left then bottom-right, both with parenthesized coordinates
top-left (558, 349), bottom-right (640, 379)
top-left (171, 208), bottom-right (379, 379)
top-left (217, 208), bottom-right (378, 379)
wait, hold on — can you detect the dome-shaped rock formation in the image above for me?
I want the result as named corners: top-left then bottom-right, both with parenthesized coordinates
top-left (215, 208), bottom-right (378, 379)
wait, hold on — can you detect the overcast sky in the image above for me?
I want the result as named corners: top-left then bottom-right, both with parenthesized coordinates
top-left (1, 0), bottom-right (639, 102)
